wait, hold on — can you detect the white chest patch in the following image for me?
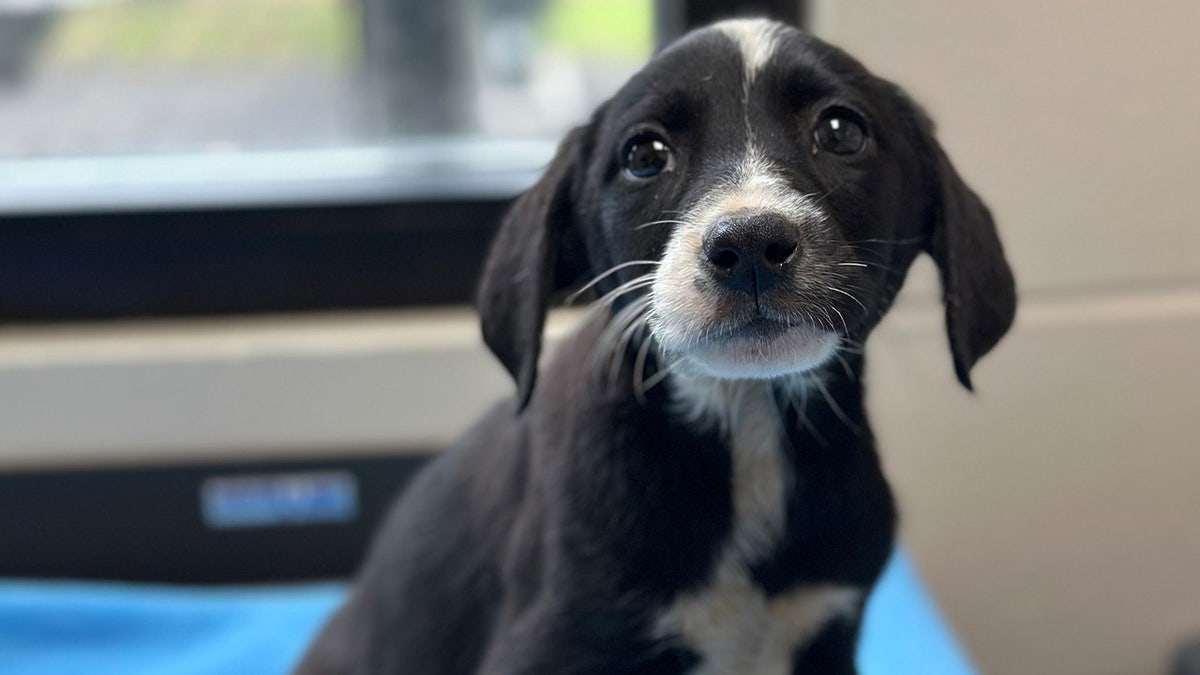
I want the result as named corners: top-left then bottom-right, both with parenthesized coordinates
top-left (669, 378), bottom-right (789, 561)
top-left (657, 570), bottom-right (862, 675)
top-left (659, 377), bottom-right (862, 673)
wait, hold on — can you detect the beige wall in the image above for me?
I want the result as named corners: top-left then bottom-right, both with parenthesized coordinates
top-left (812, 2), bottom-right (1200, 673)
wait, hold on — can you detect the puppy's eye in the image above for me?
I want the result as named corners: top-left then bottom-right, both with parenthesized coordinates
top-left (621, 133), bottom-right (673, 178)
top-left (814, 109), bottom-right (867, 155)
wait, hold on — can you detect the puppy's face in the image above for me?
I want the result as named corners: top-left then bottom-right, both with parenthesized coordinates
top-left (581, 20), bottom-right (927, 380)
top-left (479, 20), bottom-right (1014, 403)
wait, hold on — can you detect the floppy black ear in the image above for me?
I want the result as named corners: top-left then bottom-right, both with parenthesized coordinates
top-left (924, 133), bottom-right (1017, 390)
top-left (477, 126), bottom-right (592, 408)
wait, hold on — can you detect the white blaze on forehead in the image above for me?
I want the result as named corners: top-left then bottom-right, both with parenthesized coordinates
top-left (698, 149), bottom-right (825, 226)
top-left (715, 18), bottom-right (787, 84)
top-left (675, 148), bottom-right (826, 252)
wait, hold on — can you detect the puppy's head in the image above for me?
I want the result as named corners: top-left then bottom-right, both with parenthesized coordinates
top-left (479, 19), bottom-right (1016, 406)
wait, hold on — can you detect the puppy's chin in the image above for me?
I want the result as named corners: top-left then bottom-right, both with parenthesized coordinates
top-left (669, 324), bottom-right (840, 380)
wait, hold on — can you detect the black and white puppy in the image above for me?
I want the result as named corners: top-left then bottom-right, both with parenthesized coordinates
top-left (298, 18), bottom-right (1015, 675)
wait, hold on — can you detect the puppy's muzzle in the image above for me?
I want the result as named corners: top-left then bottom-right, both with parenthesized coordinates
top-left (703, 211), bottom-right (801, 299)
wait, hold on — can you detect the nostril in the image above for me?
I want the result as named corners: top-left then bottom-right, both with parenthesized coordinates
top-left (707, 246), bottom-right (741, 271)
top-left (764, 238), bottom-right (799, 266)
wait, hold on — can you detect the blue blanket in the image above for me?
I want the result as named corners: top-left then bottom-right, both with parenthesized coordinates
top-left (0, 552), bottom-right (973, 674)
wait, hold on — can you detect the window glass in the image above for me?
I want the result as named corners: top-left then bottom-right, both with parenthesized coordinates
top-left (0, 0), bottom-right (653, 209)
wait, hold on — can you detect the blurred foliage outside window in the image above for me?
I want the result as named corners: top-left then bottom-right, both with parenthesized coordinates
top-left (0, 0), bottom-right (652, 162)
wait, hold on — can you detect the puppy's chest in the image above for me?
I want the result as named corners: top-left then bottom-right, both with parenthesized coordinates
top-left (656, 381), bottom-right (860, 673)
top-left (656, 568), bottom-right (860, 675)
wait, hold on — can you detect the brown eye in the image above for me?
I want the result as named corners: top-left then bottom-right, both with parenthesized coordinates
top-left (815, 109), bottom-right (867, 155)
top-left (621, 132), bottom-right (673, 178)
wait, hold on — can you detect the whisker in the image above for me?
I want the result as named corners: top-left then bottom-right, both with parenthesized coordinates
top-left (566, 260), bottom-right (660, 305)
top-left (590, 297), bottom-right (649, 374)
top-left (816, 308), bottom-right (836, 333)
top-left (837, 335), bottom-right (866, 355)
top-left (839, 244), bottom-right (896, 264)
top-left (829, 306), bottom-right (850, 336)
top-left (634, 219), bottom-right (688, 231)
top-left (640, 357), bottom-right (679, 393)
top-left (805, 184), bottom-right (840, 206)
top-left (632, 331), bottom-right (655, 405)
top-left (840, 257), bottom-right (905, 275)
top-left (826, 285), bottom-right (869, 314)
top-left (833, 350), bottom-right (856, 381)
top-left (596, 277), bottom-right (656, 308)
top-left (789, 389), bottom-right (829, 447)
top-left (607, 304), bottom-right (651, 386)
top-left (844, 236), bottom-right (925, 246)
top-left (809, 374), bottom-right (863, 436)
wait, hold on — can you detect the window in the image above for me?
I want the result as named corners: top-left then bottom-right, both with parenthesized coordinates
top-left (0, 0), bottom-right (794, 320)
top-left (0, 0), bottom-right (654, 212)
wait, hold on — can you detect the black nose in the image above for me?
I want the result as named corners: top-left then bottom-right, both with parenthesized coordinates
top-left (702, 212), bottom-right (801, 296)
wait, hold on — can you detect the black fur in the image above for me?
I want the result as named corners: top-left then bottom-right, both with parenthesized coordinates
top-left (297, 20), bottom-right (1014, 675)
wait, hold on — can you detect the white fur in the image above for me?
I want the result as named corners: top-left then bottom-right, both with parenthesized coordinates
top-left (656, 376), bottom-right (861, 672)
top-left (647, 151), bottom-right (837, 379)
top-left (683, 151), bottom-right (827, 232)
top-left (657, 570), bottom-right (862, 675)
top-left (682, 327), bottom-right (839, 380)
top-left (715, 18), bottom-right (786, 84)
top-left (671, 377), bottom-right (788, 561)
